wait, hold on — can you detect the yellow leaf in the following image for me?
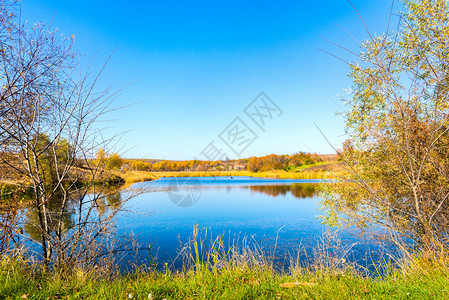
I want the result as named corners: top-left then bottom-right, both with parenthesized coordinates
top-left (280, 282), bottom-right (317, 288)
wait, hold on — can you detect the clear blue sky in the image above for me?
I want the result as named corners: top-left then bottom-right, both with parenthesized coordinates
top-left (21, 0), bottom-right (400, 160)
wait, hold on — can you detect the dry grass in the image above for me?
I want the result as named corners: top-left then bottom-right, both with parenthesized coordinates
top-left (114, 170), bottom-right (158, 183)
top-left (142, 162), bottom-right (347, 180)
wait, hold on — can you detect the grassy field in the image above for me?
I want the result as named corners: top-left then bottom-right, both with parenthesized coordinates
top-left (2, 254), bottom-right (448, 299)
top-left (2, 227), bottom-right (447, 299)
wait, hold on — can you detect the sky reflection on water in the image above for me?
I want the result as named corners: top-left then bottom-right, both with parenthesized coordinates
top-left (115, 177), bottom-right (386, 270)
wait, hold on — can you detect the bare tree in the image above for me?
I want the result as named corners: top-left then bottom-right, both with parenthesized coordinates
top-left (0, 1), bottom-right (141, 270)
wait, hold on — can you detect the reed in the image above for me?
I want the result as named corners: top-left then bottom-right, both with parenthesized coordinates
top-left (3, 227), bottom-right (449, 299)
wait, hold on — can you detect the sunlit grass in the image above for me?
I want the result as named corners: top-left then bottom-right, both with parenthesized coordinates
top-left (2, 228), bottom-right (449, 299)
top-left (116, 170), bottom-right (158, 183)
top-left (2, 254), bottom-right (448, 299)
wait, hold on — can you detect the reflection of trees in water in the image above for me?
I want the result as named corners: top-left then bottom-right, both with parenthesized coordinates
top-left (25, 198), bottom-right (74, 242)
top-left (245, 184), bottom-right (318, 199)
top-left (24, 190), bottom-right (76, 244)
top-left (0, 201), bottom-right (24, 252)
top-left (24, 188), bottom-right (123, 243)
top-left (95, 191), bottom-right (122, 216)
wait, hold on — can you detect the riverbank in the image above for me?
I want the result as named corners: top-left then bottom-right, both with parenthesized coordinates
top-left (2, 255), bottom-right (448, 299)
top-left (0, 162), bottom-right (344, 198)
top-left (118, 161), bottom-right (345, 184)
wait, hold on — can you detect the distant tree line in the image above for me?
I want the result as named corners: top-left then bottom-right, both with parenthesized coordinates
top-left (121, 152), bottom-right (325, 172)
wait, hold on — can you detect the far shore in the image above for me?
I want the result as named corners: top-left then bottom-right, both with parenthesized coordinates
top-left (0, 162), bottom-right (344, 198)
top-left (119, 161), bottom-right (344, 184)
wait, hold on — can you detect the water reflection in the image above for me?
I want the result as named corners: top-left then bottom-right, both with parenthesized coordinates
top-left (24, 192), bottom-right (75, 243)
top-left (148, 176), bottom-right (320, 200)
top-left (170, 183), bottom-right (318, 199)
top-left (20, 187), bottom-right (125, 248)
top-left (244, 183), bottom-right (318, 199)
top-left (95, 191), bottom-right (123, 216)
top-left (13, 177), bottom-right (390, 271)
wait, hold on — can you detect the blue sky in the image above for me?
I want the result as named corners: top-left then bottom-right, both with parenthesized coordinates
top-left (21, 0), bottom-right (400, 160)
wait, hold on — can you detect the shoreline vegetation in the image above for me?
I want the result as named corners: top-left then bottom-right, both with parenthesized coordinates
top-left (3, 261), bottom-right (448, 300)
top-left (121, 161), bottom-right (344, 183)
top-left (0, 159), bottom-right (344, 198)
top-left (2, 235), bottom-right (449, 299)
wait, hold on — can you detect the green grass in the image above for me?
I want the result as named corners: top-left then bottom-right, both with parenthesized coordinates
top-left (2, 225), bottom-right (449, 300)
top-left (2, 255), bottom-right (449, 299)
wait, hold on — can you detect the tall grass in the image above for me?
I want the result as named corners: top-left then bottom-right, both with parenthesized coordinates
top-left (148, 166), bottom-right (346, 180)
top-left (2, 227), bottom-right (449, 299)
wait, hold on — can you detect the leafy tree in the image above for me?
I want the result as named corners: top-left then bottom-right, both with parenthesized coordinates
top-left (247, 157), bottom-right (262, 172)
top-left (322, 0), bottom-right (449, 253)
top-left (95, 148), bottom-right (107, 166)
top-left (105, 153), bottom-right (123, 171)
top-left (95, 149), bottom-right (123, 171)
top-left (29, 134), bottom-right (72, 185)
top-left (131, 160), bottom-right (148, 171)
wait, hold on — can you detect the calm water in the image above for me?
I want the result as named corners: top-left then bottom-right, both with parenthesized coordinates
top-left (19, 176), bottom-right (389, 270)
top-left (113, 177), bottom-right (385, 269)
